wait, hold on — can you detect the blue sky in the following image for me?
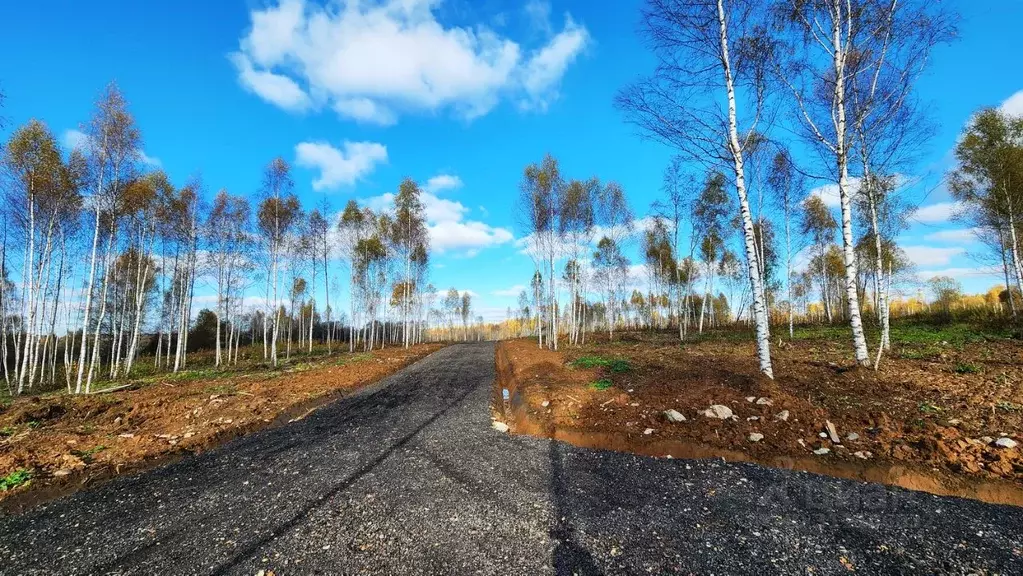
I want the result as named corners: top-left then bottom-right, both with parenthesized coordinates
top-left (1, 0), bottom-right (1021, 320)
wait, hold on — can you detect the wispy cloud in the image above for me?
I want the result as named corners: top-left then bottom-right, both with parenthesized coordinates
top-left (294, 140), bottom-right (387, 191)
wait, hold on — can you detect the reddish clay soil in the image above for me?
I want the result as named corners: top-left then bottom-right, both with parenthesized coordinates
top-left (0, 344), bottom-right (442, 509)
top-left (496, 334), bottom-right (1023, 506)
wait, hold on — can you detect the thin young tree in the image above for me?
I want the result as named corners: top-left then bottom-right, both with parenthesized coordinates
top-left (256, 158), bottom-right (300, 367)
top-left (766, 149), bottom-right (805, 337)
top-left (802, 195), bottom-right (838, 322)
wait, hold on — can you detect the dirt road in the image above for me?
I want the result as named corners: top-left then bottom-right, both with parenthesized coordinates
top-left (1, 343), bottom-right (1021, 575)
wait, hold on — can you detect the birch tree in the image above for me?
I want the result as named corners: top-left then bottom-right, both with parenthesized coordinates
top-left (76, 83), bottom-right (140, 393)
top-left (392, 178), bottom-right (428, 348)
top-left (949, 110), bottom-right (1023, 314)
top-left (256, 158), bottom-right (299, 367)
top-left (206, 189), bottom-right (250, 367)
top-left (771, 0), bottom-right (952, 364)
top-left (766, 149), bottom-right (805, 337)
top-left (517, 155), bottom-right (564, 350)
top-left (616, 0), bottom-right (776, 377)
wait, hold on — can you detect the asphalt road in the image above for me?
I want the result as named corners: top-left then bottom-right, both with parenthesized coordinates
top-left (1, 343), bottom-right (1022, 575)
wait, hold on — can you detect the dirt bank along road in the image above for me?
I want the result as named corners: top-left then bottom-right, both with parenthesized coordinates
top-left (1, 343), bottom-right (1021, 575)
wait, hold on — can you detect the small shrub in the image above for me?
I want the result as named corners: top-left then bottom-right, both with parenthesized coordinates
top-left (953, 362), bottom-right (980, 375)
top-left (0, 426), bottom-right (15, 437)
top-left (0, 469), bottom-right (31, 491)
top-left (73, 445), bottom-right (107, 463)
top-left (918, 402), bottom-right (941, 415)
top-left (996, 400), bottom-right (1022, 413)
top-left (589, 379), bottom-right (614, 391)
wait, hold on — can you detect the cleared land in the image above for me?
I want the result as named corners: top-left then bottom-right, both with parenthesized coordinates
top-left (0, 343), bottom-right (442, 510)
top-left (496, 323), bottom-right (1023, 505)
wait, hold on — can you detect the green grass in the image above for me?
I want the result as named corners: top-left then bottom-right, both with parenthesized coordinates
top-left (918, 401), bottom-right (942, 415)
top-left (0, 469), bottom-right (31, 491)
top-left (898, 347), bottom-right (942, 360)
top-left (589, 378), bottom-right (614, 391)
top-left (571, 356), bottom-right (631, 373)
top-left (789, 321), bottom-right (1011, 348)
top-left (953, 362), bottom-right (980, 375)
top-left (336, 353), bottom-right (373, 366)
top-left (997, 400), bottom-right (1022, 413)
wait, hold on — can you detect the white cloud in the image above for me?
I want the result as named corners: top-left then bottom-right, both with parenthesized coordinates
top-left (901, 245), bottom-right (965, 267)
top-left (332, 97), bottom-right (397, 126)
top-left (294, 140), bottom-right (388, 190)
top-left (62, 129), bottom-right (87, 150)
top-left (915, 266), bottom-right (1003, 282)
top-left (364, 173), bottom-right (512, 256)
top-left (524, 0), bottom-right (552, 35)
top-left (518, 16), bottom-right (588, 111)
top-left (139, 151), bottom-right (162, 168)
top-left (913, 201), bottom-right (962, 224)
top-left (432, 288), bottom-right (478, 298)
top-left (424, 174), bottom-right (463, 194)
top-left (229, 53), bottom-right (312, 112)
top-left (924, 227), bottom-right (979, 243)
top-left (1001, 89), bottom-right (1023, 117)
top-left (492, 284), bottom-right (526, 297)
top-left (430, 220), bottom-right (513, 255)
top-left (62, 129), bottom-right (161, 167)
top-left (809, 178), bottom-right (861, 209)
top-left (230, 0), bottom-right (589, 123)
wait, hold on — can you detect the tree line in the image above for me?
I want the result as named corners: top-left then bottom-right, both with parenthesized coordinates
top-left (0, 83), bottom-right (447, 396)
top-left (514, 0), bottom-right (1022, 379)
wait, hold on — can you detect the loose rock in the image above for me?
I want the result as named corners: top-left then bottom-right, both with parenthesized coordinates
top-left (813, 448), bottom-right (831, 456)
top-left (854, 451), bottom-right (873, 460)
top-left (664, 409), bottom-right (687, 423)
top-left (541, 400), bottom-right (550, 408)
top-left (491, 421), bottom-right (509, 433)
top-left (745, 396), bottom-right (756, 403)
top-left (774, 410), bottom-right (790, 422)
top-left (755, 397), bottom-right (773, 406)
top-left (846, 432), bottom-right (860, 442)
top-left (644, 428), bottom-right (654, 435)
top-left (826, 420), bottom-right (840, 443)
top-left (995, 437), bottom-right (1018, 449)
top-left (699, 405), bottom-right (733, 419)
top-left (748, 433), bottom-right (764, 442)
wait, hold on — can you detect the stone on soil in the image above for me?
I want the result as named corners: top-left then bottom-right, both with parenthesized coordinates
top-left (995, 437), bottom-right (1018, 449)
top-left (774, 410), bottom-right (790, 422)
top-left (491, 421), bottom-right (509, 433)
top-left (664, 409), bottom-right (687, 423)
top-left (748, 433), bottom-right (764, 442)
top-left (826, 421), bottom-right (840, 443)
top-left (700, 405), bottom-right (733, 419)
